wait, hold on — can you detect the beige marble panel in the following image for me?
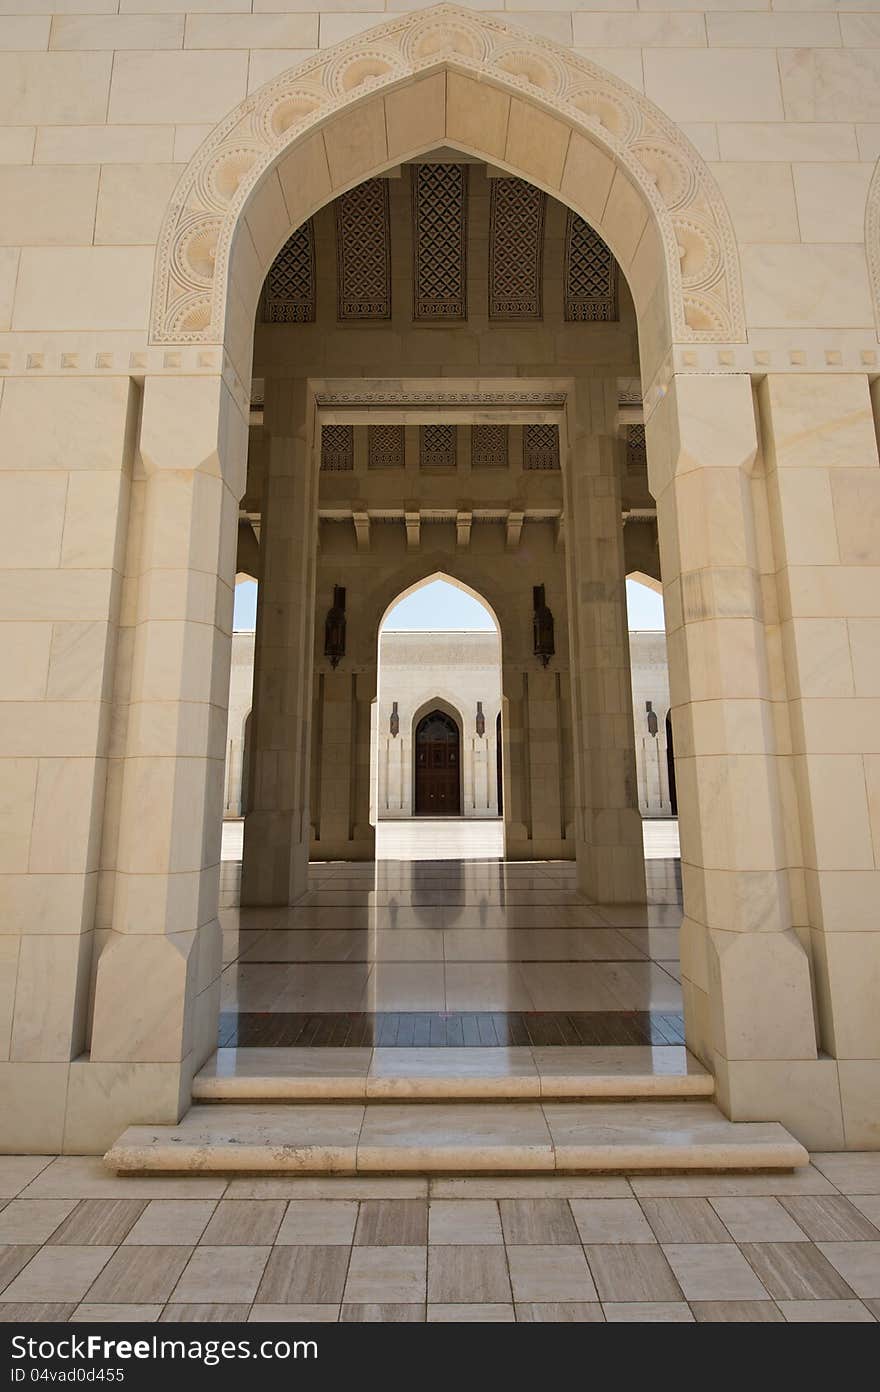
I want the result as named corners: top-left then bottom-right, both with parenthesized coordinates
top-left (49, 15), bottom-right (184, 49)
top-left (709, 163), bottom-right (798, 244)
top-left (0, 167), bottom-right (98, 246)
top-left (741, 245), bottom-right (872, 329)
top-left (35, 125), bottom-right (174, 164)
top-left (780, 48), bottom-right (880, 122)
top-left (792, 163), bottom-right (875, 243)
top-left (12, 247), bottom-right (153, 331)
top-left (95, 164), bottom-right (183, 246)
top-left (0, 52), bottom-right (111, 124)
top-left (108, 50), bottom-right (247, 124)
top-left (186, 14), bottom-right (317, 48)
top-left (644, 49), bottom-right (784, 122)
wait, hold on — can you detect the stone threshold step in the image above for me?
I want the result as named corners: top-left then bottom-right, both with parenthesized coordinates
top-left (193, 1045), bottom-right (714, 1102)
top-left (105, 1100), bottom-right (807, 1175)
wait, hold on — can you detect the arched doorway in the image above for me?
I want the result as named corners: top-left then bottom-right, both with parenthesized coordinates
top-left (414, 709), bottom-right (462, 815)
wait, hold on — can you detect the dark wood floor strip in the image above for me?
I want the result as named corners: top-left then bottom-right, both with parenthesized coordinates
top-left (218, 1010), bottom-right (686, 1048)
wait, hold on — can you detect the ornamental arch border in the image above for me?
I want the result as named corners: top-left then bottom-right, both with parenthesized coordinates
top-left (150, 2), bottom-right (746, 382)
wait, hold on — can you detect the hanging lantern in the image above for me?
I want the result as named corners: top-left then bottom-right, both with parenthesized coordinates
top-left (532, 584), bottom-right (555, 668)
top-left (324, 585), bottom-right (346, 668)
top-left (390, 701), bottom-right (399, 738)
top-left (646, 700), bottom-right (658, 737)
top-left (476, 700), bottom-right (485, 737)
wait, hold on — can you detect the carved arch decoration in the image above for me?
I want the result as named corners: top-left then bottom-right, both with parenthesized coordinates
top-left (150, 4), bottom-right (745, 349)
top-left (866, 157), bottom-right (880, 337)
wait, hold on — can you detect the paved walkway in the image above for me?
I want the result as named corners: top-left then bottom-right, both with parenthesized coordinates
top-left (0, 1154), bottom-right (878, 1322)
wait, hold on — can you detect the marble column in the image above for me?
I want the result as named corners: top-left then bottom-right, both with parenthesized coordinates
top-left (649, 372), bottom-right (823, 1140)
top-left (241, 379), bottom-right (319, 904)
top-left (566, 380), bottom-right (646, 903)
top-left (88, 375), bottom-right (246, 1144)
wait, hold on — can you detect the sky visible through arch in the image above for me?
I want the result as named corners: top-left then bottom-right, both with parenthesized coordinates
top-left (232, 576), bottom-right (665, 632)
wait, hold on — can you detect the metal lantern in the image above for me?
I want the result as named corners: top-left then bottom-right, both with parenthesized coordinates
top-left (646, 700), bottom-right (659, 737)
top-left (476, 700), bottom-right (485, 737)
top-left (324, 585), bottom-right (347, 668)
top-left (390, 701), bottom-right (399, 738)
top-left (532, 584), bottom-right (555, 668)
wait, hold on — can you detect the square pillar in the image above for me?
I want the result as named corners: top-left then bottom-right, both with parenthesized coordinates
top-left (566, 380), bottom-right (646, 903)
top-left (242, 379), bottom-right (319, 904)
top-left (87, 375), bottom-right (247, 1148)
top-left (0, 376), bottom-right (137, 1151)
top-left (760, 373), bottom-right (880, 1147)
top-left (650, 373), bottom-right (827, 1144)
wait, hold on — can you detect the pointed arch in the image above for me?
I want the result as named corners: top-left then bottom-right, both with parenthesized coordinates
top-left (150, 2), bottom-right (745, 382)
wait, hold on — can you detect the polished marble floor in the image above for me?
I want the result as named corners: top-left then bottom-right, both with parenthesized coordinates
top-left (1, 1153), bottom-right (878, 1322)
top-left (218, 821), bottom-right (683, 1041)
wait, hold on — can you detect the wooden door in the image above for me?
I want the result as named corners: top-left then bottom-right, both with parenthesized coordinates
top-left (415, 710), bottom-right (461, 816)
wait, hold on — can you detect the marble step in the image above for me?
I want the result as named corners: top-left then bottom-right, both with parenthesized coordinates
top-left (105, 1100), bottom-right (808, 1175)
top-left (192, 1046), bottom-right (714, 1102)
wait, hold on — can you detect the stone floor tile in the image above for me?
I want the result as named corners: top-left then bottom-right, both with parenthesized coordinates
top-left (256, 1246), bottom-right (350, 1305)
top-left (585, 1244), bottom-right (682, 1302)
top-left (0, 1201), bottom-right (77, 1245)
top-left (428, 1200), bottom-right (503, 1245)
top-left (506, 1245), bottom-right (597, 1303)
top-left (640, 1198), bottom-right (733, 1244)
top-left (0, 1158), bottom-right (54, 1199)
top-left (343, 1247), bottom-right (427, 1304)
top-left (739, 1242), bottom-right (855, 1300)
top-left (340, 1303), bottom-right (425, 1322)
top-left (864, 1298), bottom-right (880, 1319)
top-left (780, 1196), bottom-right (880, 1242)
top-left (810, 1154), bottom-right (880, 1195)
top-left (815, 1242), bottom-right (880, 1298)
top-left (778, 1299), bottom-right (875, 1322)
top-left (50, 1200), bottom-right (147, 1247)
top-left (603, 1302), bottom-right (693, 1322)
top-left (570, 1199), bottom-right (656, 1245)
top-left (662, 1245), bottom-right (770, 1302)
top-left (629, 1169), bottom-right (835, 1198)
top-left (498, 1199), bottom-right (579, 1245)
top-left (691, 1301), bottom-right (783, 1322)
top-left (276, 1200), bottom-right (359, 1246)
top-left (85, 1247), bottom-right (192, 1305)
top-left (0, 1248), bottom-right (115, 1304)
top-left (160, 1304), bottom-right (251, 1322)
top-left (708, 1198), bottom-right (808, 1244)
top-left (124, 1200), bottom-right (217, 1246)
top-left (515, 1303), bottom-right (604, 1322)
top-left (428, 1303), bottom-right (514, 1322)
top-left (427, 1245), bottom-right (511, 1303)
top-left (226, 1178), bottom-right (427, 1200)
top-left (20, 1157), bottom-right (227, 1201)
top-left (849, 1196), bottom-right (880, 1228)
top-left (0, 1304), bottom-right (76, 1322)
top-left (200, 1200), bottom-right (286, 1246)
top-left (70, 1305), bottom-right (163, 1323)
top-left (172, 1247), bottom-right (270, 1304)
top-left (430, 1177), bottom-right (631, 1199)
top-left (354, 1200), bottom-right (428, 1246)
top-left (248, 1305), bottom-right (339, 1322)
top-left (0, 1247), bottom-right (41, 1295)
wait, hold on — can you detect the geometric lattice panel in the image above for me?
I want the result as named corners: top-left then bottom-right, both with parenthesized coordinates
top-left (321, 424), bottom-right (354, 471)
top-left (626, 423), bottom-right (646, 470)
top-left (262, 221), bottom-right (316, 323)
top-left (472, 424), bottom-right (509, 469)
top-left (412, 164), bottom-right (468, 321)
top-left (564, 210), bottom-right (618, 322)
top-left (489, 178), bottom-right (545, 320)
top-left (420, 423), bottom-right (457, 469)
top-left (368, 424), bottom-right (405, 469)
top-left (523, 423), bottom-right (560, 471)
top-left (335, 178), bottom-right (391, 320)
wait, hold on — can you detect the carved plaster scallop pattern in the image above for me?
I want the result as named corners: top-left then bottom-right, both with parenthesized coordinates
top-left (150, 4), bottom-right (745, 347)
